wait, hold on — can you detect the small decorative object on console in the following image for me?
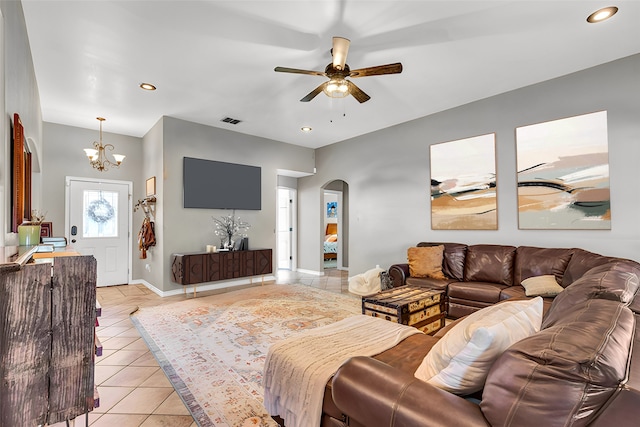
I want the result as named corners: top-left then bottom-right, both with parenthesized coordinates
top-left (212, 210), bottom-right (250, 249)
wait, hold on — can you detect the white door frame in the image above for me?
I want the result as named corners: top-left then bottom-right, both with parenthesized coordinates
top-left (0, 10), bottom-right (6, 246)
top-left (323, 189), bottom-right (343, 270)
top-left (276, 187), bottom-right (297, 271)
top-left (64, 176), bottom-right (133, 285)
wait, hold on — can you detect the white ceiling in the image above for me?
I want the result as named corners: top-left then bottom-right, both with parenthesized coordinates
top-left (21, 1), bottom-right (640, 149)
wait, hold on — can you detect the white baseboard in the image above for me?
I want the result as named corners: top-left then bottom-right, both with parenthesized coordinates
top-left (130, 279), bottom-right (163, 297)
top-left (296, 268), bottom-right (323, 276)
top-left (130, 275), bottom-right (276, 298)
top-left (294, 267), bottom-right (348, 276)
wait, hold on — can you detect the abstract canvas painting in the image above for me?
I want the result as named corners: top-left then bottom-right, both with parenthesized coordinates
top-left (430, 133), bottom-right (497, 230)
top-left (516, 110), bottom-right (610, 229)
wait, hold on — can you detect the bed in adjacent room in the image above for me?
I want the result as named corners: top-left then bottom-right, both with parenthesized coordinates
top-left (324, 223), bottom-right (338, 260)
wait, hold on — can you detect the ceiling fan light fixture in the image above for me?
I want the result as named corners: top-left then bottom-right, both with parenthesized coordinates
top-left (275, 37), bottom-right (401, 103)
top-left (332, 36), bottom-right (350, 70)
top-left (301, 126), bottom-right (312, 132)
top-left (587, 6), bottom-right (618, 23)
top-left (323, 79), bottom-right (350, 98)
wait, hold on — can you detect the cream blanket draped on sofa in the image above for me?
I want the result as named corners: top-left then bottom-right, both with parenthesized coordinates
top-left (263, 315), bottom-right (421, 427)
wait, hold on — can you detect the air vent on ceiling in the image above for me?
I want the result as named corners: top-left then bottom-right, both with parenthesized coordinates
top-left (221, 117), bottom-right (242, 125)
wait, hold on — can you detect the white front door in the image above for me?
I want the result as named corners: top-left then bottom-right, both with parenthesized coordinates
top-left (66, 177), bottom-right (131, 287)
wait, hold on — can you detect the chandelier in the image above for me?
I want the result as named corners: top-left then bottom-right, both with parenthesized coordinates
top-left (84, 117), bottom-right (125, 172)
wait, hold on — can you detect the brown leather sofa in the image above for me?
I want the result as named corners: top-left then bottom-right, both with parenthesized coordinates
top-left (388, 243), bottom-right (628, 318)
top-left (320, 244), bottom-right (640, 426)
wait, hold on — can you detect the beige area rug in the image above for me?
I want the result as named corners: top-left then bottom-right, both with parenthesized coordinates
top-left (131, 284), bottom-right (361, 427)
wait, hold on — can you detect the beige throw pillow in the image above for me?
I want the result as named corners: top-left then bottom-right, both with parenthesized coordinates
top-left (521, 275), bottom-right (564, 297)
top-left (407, 246), bottom-right (445, 279)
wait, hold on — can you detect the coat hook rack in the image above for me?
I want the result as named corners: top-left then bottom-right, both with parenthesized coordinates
top-left (134, 196), bottom-right (156, 216)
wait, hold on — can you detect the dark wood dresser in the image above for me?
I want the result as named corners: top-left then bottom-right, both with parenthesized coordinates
top-left (0, 247), bottom-right (97, 425)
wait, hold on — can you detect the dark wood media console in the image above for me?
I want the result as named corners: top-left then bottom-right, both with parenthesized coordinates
top-left (171, 249), bottom-right (272, 296)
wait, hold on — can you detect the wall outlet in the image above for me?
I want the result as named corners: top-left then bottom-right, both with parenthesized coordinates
top-left (145, 264), bottom-right (151, 272)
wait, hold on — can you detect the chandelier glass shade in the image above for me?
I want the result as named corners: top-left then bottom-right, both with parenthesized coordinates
top-left (84, 117), bottom-right (125, 172)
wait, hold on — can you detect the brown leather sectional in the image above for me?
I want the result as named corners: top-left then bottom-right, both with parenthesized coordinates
top-left (388, 243), bottom-right (628, 318)
top-left (321, 243), bottom-right (640, 426)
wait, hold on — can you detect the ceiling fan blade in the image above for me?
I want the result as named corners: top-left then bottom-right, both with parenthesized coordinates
top-left (300, 83), bottom-right (326, 102)
top-left (332, 36), bottom-right (350, 71)
top-left (347, 81), bottom-right (370, 103)
top-left (349, 63), bottom-right (403, 78)
top-left (274, 66), bottom-right (326, 77)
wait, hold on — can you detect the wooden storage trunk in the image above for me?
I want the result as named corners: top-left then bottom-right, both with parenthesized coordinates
top-left (362, 286), bottom-right (446, 334)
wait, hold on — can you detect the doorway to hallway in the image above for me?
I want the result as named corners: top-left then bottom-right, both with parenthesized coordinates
top-left (323, 191), bottom-right (340, 270)
top-left (277, 187), bottom-right (296, 270)
top-left (322, 179), bottom-right (348, 271)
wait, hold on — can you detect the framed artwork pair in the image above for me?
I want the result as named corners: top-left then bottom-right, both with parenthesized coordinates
top-left (430, 110), bottom-right (610, 230)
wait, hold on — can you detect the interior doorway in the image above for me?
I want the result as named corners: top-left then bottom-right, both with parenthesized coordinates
top-left (277, 187), bottom-right (296, 270)
top-left (323, 191), bottom-right (340, 269)
top-left (322, 179), bottom-right (348, 271)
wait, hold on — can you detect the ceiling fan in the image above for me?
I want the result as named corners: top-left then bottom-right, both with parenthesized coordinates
top-left (274, 37), bottom-right (403, 103)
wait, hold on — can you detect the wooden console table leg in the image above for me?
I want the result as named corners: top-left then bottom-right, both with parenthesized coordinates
top-left (193, 283), bottom-right (197, 298)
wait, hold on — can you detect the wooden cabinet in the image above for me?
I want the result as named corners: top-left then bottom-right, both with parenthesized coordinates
top-left (0, 254), bottom-right (97, 425)
top-left (171, 249), bottom-right (272, 286)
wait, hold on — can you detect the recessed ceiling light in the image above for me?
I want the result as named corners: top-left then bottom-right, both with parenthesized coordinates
top-left (140, 82), bottom-right (157, 91)
top-left (587, 6), bottom-right (618, 23)
top-left (301, 126), bottom-right (312, 132)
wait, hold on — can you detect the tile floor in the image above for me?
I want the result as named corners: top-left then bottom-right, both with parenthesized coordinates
top-left (50, 268), bottom-right (348, 427)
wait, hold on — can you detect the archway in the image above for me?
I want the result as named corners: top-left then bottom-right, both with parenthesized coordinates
top-left (322, 180), bottom-right (349, 270)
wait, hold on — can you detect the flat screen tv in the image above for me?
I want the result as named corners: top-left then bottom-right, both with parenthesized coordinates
top-left (183, 157), bottom-right (261, 210)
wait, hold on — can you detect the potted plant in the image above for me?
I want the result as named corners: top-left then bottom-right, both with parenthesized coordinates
top-left (212, 210), bottom-right (250, 249)
top-left (18, 210), bottom-right (46, 246)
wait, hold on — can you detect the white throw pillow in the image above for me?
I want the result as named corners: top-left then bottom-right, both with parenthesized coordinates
top-left (414, 297), bottom-right (543, 394)
top-left (521, 274), bottom-right (565, 297)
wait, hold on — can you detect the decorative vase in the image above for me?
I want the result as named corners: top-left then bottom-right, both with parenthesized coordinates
top-left (18, 224), bottom-right (41, 246)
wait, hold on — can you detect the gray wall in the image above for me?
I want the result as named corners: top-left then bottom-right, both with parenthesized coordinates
top-left (41, 116), bottom-right (316, 293)
top-left (5, 0), bottom-right (639, 290)
top-left (41, 122), bottom-right (143, 265)
top-left (156, 116), bottom-right (315, 292)
top-left (135, 118), bottom-right (163, 289)
top-left (277, 175), bottom-right (298, 189)
top-left (299, 54), bottom-right (640, 275)
top-left (1, 0), bottom-right (43, 244)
